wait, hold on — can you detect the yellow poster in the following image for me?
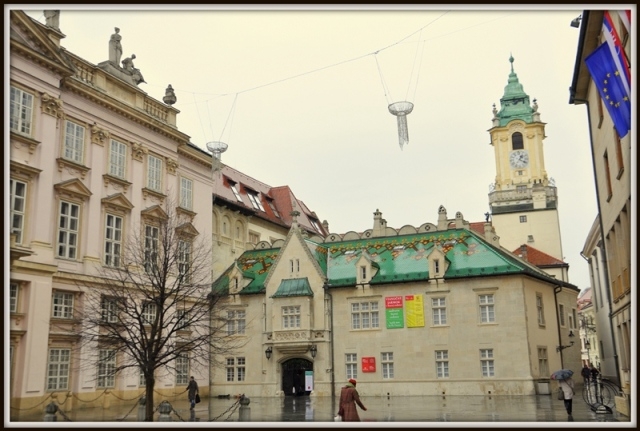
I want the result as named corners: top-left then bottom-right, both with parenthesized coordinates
top-left (405, 294), bottom-right (425, 328)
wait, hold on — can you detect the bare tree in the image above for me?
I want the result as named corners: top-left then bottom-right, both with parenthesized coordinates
top-left (66, 203), bottom-right (242, 421)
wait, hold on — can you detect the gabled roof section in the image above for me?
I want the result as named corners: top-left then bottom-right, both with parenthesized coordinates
top-left (214, 165), bottom-right (328, 237)
top-left (212, 225), bottom-right (572, 295)
top-left (10, 10), bottom-right (75, 77)
top-left (512, 244), bottom-right (567, 267)
top-left (271, 278), bottom-right (313, 298)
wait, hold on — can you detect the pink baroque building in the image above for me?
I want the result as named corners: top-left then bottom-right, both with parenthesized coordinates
top-left (8, 10), bottom-right (214, 417)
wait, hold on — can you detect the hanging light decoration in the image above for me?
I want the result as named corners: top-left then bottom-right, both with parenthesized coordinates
top-left (388, 101), bottom-right (414, 150)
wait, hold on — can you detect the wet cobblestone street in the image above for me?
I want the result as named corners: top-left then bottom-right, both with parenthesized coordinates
top-left (10, 390), bottom-right (631, 426)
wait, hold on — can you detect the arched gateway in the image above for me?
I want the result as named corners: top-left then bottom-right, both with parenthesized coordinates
top-left (282, 358), bottom-right (313, 396)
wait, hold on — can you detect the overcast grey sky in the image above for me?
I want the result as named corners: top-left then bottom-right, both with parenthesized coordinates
top-left (16, 5), bottom-right (617, 291)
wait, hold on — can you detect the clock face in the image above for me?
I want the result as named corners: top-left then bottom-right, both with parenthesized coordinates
top-left (509, 150), bottom-right (529, 168)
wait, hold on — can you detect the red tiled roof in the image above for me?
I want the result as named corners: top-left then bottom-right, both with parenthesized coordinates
top-left (512, 244), bottom-right (566, 266)
top-left (215, 165), bottom-right (327, 236)
top-left (469, 222), bottom-right (485, 235)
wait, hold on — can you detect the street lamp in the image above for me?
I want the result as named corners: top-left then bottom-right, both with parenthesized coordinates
top-left (265, 346), bottom-right (272, 360)
top-left (585, 339), bottom-right (591, 365)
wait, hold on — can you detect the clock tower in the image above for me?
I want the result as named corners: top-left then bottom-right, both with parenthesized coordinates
top-left (488, 55), bottom-right (564, 263)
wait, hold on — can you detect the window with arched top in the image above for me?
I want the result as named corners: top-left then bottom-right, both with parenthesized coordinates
top-left (511, 132), bottom-right (524, 150)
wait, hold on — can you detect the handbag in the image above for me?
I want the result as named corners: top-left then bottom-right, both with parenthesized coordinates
top-left (195, 394), bottom-right (201, 404)
top-left (557, 389), bottom-right (564, 400)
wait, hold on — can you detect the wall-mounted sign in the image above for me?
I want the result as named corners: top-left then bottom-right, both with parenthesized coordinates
top-left (405, 294), bottom-right (425, 327)
top-left (386, 295), bottom-right (404, 328)
top-left (362, 357), bottom-right (376, 372)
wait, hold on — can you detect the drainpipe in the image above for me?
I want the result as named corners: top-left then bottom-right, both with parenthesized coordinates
top-left (553, 285), bottom-right (565, 368)
top-left (570, 94), bottom-right (622, 391)
top-left (323, 282), bottom-right (335, 400)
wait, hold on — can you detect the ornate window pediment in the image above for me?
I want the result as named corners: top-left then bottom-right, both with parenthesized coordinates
top-left (141, 205), bottom-right (168, 224)
top-left (54, 178), bottom-right (92, 201)
top-left (101, 193), bottom-right (133, 214)
top-left (57, 157), bottom-right (91, 180)
top-left (176, 222), bottom-right (199, 238)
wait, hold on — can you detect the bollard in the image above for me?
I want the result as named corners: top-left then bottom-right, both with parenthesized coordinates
top-left (137, 396), bottom-right (146, 421)
top-left (44, 402), bottom-right (58, 421)
top-left (157, 400), bottom-right (173, 422)
top-left (238, 395), bottom-right (251, 422)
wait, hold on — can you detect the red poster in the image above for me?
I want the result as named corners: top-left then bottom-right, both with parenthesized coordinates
top-left (361, 357), bottom-right (376, 372)
top-left (385, 296), bottom-right (403, 308)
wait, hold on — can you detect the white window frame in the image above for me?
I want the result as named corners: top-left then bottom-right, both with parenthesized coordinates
top-left (558, 304), bottom-right (566, 327)
top-left (479, 294), bottom-right (495, 323)
top-left (63, 120), bottom-right (85, 164)
top-left (104, 213), bottom-right (123, 267)
top-left (139, 368), bottom-right (146, 387)
top-left (147, 154), bottom-right (163, 192)
top-left (10, 85), bottom-right (34, 135)
top-left (536, 294), bottom-right (545, 326)
top-left (237, 357), bottom-right (246, 382)
top-left (230, 183), bottom-right (243, 202)
top-left (247, 190), bottom-right (265, 211)
top-left (227, 310), bottom-right (246, 335)
top-left (381, 352), bottom-right (394, 379)
top-left (178, 239), bottom-right (192, 283)
top-left (101, 297), bottom-right (119, 323)
top-left (142, 302), bottom-right (157, 325)
top-left (346, 353), bottom-right (358, 380)
top-left (10, 179), bottom-right (27, 245)
top-left (226, 357), bottom-right (235, 382)
top-left (57, 201), bottom-right (80, 259)
top-left (52, 291), bottom-right (74, 319)
top-left (282, 306), bottom-right (301, 329)
top-left (144, 225), bottom-right (159, 274)
top-left (436, 350), bottom-right (449, 378)
top-left (180, 177), bottom-right (193, 210)
top-left (176, 353), bottom-right (189, 385)
top-left (538, 347), bottom-right (549, 377)
top-left (10, 283), bottom-right (19, 313)
top-left (109, 139), bottom-right (127, 179)
top-left (480, 349), bottom-right (495, 377)
top-left (177, 309), bottom-right (190, 329)
top-left (47, 348), bottom-right (71, 391)
top-left (97, 349), bottom-right (116, 388)
top-left (432, 297), bottom-right (447, 326)
top-left (351, 301), bottom-right (379, 330)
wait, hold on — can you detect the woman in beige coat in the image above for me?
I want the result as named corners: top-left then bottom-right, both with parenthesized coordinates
top-left (558, 376), bottom-right (575, 417)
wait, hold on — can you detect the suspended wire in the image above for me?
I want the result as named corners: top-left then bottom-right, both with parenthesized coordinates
top-left (374, 54), bottom-right (393, 105)
top-left (218, 94), bottom-right (238, 143)
top-left (192, 93), bottom-right (208, 145)
top-left (206, 100), bottom-right (215, 143)
top-left (405, 28), bottom-right (425, 102)
top-left (410, 39), bottom-right (426, 102)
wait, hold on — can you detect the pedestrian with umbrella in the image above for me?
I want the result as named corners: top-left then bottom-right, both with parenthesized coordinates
top-left (551, 369), bottom-right (575, 419)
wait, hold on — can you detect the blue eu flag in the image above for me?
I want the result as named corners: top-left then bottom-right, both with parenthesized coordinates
top-left (584, 42), bottom-right (631, 138)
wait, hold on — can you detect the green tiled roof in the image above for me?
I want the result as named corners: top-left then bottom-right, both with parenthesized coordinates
top-left (271, 278), bottom-right (314, 298)
top-left (212, 228), bottom-right (546, 294)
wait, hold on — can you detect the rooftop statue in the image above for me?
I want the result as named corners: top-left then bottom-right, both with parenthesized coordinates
top-left (109, 27), bottom-right (123, 66)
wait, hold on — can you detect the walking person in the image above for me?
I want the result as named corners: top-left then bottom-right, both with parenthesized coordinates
top-left (558, 376), bottom-right (575, 419)
top-left (338, 378), bottom-right (367, 422)
top-left (187, 376), bottom-right (199, 410)
top-left (580, 364), bottom-right (591, 385)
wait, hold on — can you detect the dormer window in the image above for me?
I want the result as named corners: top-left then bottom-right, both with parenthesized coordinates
top-left (310, 219), bottom-right (321, 232)
top-left (266, 198), bottom-right (280, 218)
top-left (227, 180), bottom-right (242, 202)
top-left (246, 189), bottom-right (265, 211)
